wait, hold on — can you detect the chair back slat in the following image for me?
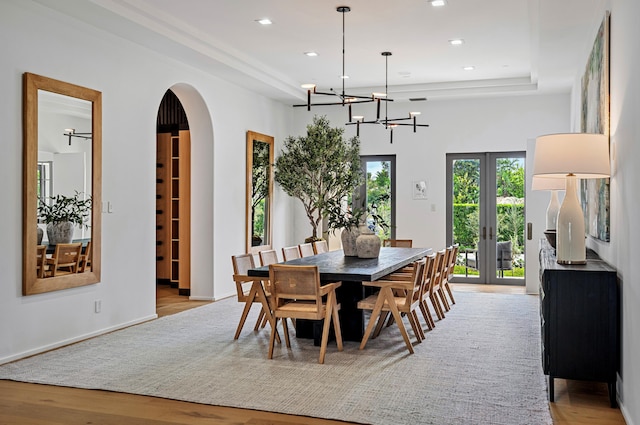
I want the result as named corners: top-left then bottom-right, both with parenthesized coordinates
top-left (259, 249), bottom-right (279, 266)
top-left (313, 240), bottom-right (329, 254)
top-left (383, 239), bottom-right (413, 247)
top-left (269, 264), bottom-right (320, 304)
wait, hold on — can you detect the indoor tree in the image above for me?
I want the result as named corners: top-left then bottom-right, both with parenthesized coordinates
top-left (274, 115), bottom-right (362, 241)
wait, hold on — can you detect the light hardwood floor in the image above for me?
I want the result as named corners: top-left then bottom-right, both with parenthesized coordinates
top-left (0, 283), bottom-right (626, 425)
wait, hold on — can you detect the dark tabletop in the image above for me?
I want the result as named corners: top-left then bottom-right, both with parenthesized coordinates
top-left (248, 247), bottom-right (432, 282)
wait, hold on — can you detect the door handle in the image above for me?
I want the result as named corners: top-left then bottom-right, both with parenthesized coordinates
top-left (527, 222), bottom-right (533, 240)
top-left (482, 226), bottom-right (486, 240)
top-left (489, 227), bottom-right (494, 240)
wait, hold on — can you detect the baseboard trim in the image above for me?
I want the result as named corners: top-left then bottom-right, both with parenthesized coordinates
top-left (0, 314), bottom-right (158, 366)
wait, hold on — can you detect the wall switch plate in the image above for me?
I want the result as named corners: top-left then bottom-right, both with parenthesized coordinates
top-left (107, 201), bottom-right (113, 213)
top-left (95, 300), bottom-right (101, 313)
top-left (431, 203), bottom-right (436, 212)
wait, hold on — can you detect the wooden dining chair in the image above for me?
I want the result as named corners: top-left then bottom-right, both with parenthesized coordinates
top-left (36, 245), bottom-right (47, 278)
top-left (282, 246), bottom-right (301, 261)
top-left (231, 254), bottom-right (280, 342)
top-left (358, 258), bottom-right (427, 354)
top-left (428, 250), bottom-right (447, 320)
top-left (45, 242), bottom-right (82, 277)
top-left (79, 241), bottom-right (92, 273)
top-left (443, 244), bottom-right (458, 305)
top-left (259, 249), bottom-right (279, 267)
top-left (298, 243), bottom-right (315, 258)
top-left (418, 253), bottom-right (438, 330)
top-left (313, 240), bottom-right (329, 254)
top-left (437, 248), bottom-right (451, 312)
top-left (268, 264), bottom-right (343, 364)
top-left (383, 239), bottom-right (413, 248)
top-left (249, 244), bottom-right (272, 265)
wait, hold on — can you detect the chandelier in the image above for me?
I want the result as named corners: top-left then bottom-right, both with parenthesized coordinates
top-left (345, 52), bottom-right (429, 144)
top-left (294, 6), bottom-right (383, 111)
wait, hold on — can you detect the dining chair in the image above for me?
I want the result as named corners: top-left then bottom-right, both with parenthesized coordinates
top-left (383, 239), bottom-right (413, 248)
top-left (282, 246), bottom-right (301, 261)
top-left (268, 264), bottom-right (343, 364)
top-left (298, 243), bottom-right (315, 258)
top-left (443, 244), bottom-right (458, 305)
top-left (418, 253), bottom-right (438, 330)
top-left (45, 242), bottom-right (82, 277)
top-left (79, 241), bottom-right (92, 273)
top-left (249, 244), bottom-right (272, 265)
top-left (428, 250), bottom-right (447, 321)
top-left (313, 240), bottom-right (329, 254)
top-left (437, 248), bottom-right (451, 312)
top-left (36, 244), bottom-right (47, 278)
top-left (231, 254), bottom-right (280, 342)
top-left (259, 249), bottom-right (279, 267)
top-left (358, 258), bottom-right (427, 354)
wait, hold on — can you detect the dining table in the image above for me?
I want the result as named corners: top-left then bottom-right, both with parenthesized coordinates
top-left (248, 247), bottom-right (432, 343)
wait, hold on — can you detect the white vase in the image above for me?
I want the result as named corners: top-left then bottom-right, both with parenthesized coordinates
top-left (37, 226), bottom-right (43, 245)
top-left (356, 225), bottom-right (381, 258)
top-left (47, 221), bottom-right (74, 245)
top-left (341, 226), bottom-right (360, 256)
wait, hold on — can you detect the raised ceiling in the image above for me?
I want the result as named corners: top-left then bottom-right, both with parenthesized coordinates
top-left (35, 0), bottom-right (606, 103)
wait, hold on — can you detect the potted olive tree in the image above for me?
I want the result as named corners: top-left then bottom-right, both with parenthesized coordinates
top-left (38, 191), bottom-right (92, 245)
top-left (274, 115), bottom-right (362, 243)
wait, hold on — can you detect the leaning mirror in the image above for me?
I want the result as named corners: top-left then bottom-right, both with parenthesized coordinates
top-left (23, 72), bottom-right (102, 295)
top-left (245, 131), bottom-right (274, 252)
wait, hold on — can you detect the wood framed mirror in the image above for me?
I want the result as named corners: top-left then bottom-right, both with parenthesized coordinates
top-left (245, 131), bottom-right (274, 252)
top-left (23, 72), bottom-right (102, 295)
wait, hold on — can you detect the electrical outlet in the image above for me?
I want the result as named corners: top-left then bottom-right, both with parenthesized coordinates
top-left (95, 300), bottom-right (101, 313)
top-left (431, 203), bottom-right (436, 212)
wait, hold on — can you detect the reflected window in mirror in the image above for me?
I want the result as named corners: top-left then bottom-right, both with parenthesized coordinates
top-left (23, 72), bottom-right (102, 295)
top-left (246, 131), bottom-right (274, 252)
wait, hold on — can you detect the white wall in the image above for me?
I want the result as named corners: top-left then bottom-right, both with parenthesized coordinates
top-left (0, 0), bottom-right (293, 363)
top-left (292, 94), bottom-right (571, 253)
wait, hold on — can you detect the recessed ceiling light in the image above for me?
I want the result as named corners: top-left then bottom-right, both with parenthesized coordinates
top-left (449, 39), bottom-right (464, 46)
top-left (256, 18), bottom-right (272, 25)
top-left (304, 51), bottom-right (318, 57)
top-left (430, 0), bottom-right (446, 6)
top-left (340, 75), bottom-right (350, 79)
top-left (463, 66), bottom-right (475, 71)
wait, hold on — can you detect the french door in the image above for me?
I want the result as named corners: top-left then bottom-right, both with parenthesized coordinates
top-left (446, 152), bottom-right (525, 285)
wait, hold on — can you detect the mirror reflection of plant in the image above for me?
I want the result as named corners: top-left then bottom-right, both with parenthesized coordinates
top-left (251, 141), bottom-right (270, 239)
top-left (37, 191), bottom-right (92, 228)
top-left (275, 115), bottom-right (362, 241)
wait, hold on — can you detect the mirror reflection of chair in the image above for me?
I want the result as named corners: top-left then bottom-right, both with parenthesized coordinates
top-left (358, 258), bottom-right (426, 354)
top-left (497, 241), bottom-right (513, 277)
top-left (268, 264), bottom-right (342, 364)
top-left (282, 246), bottom-right (301, 261)
top-left (36, 245), bottom-right (47, 278)
top-left (79, 241), bottom-right (92, 273)
top-left (383, 239), bottom-right (413, 247)
top-left (45, 242), bottom-right (82, 277)
top-left (298, 243), bottom-right (315, 258)
top-left (313, 240), bottom-right (328, 254)
top-left (231, 254), bottom-right (279, 342)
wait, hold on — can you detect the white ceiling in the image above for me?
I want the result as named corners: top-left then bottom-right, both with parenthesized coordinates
top-left (36, 0), bottom-right (605, 103)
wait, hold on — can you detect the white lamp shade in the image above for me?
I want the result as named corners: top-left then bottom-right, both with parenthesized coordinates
top-left (531, 176), bottom-right (566, 191)
top-left (533, 133), bottom-right (610, 178)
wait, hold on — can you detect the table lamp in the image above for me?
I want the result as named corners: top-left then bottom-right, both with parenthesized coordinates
top-left (533, 133), bottom-right (610, 264)
top-left (531, 176), bottom-right (565, 230)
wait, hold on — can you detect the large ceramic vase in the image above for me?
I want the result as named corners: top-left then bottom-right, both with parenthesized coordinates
top-left (341, 226), bottom-right (360, 256)
top-left (37, 226), bottom-right (44, 245)
top-left (46, 221), bottom-right (74, 245)
top-left (356, 225), bottom-right (381, 258)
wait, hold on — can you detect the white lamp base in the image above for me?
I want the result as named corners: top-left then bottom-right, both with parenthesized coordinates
top-left (546, 190), bottom-right (560, 230)
top-left (556, 175), bottom-right (586, 264)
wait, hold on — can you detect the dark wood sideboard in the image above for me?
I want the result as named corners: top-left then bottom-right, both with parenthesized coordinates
top-left (539, 240), bottom-right (619, 407)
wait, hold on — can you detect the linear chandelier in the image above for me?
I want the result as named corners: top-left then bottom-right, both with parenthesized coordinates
top-left (345, 52), bottom-right (429, 144)
top-left (294, 6), bottom-right (385, 111)
top-left (63, 128), bottom-right (92, 145)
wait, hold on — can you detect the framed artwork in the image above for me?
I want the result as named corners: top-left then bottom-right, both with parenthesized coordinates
top-left (580, 11), bottom-right (610, 242)
top-left (413, 180), bottom-right (429, 200)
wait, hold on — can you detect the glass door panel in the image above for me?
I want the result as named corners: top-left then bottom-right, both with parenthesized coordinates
top-left (359, 155), bottom-right (396, 240)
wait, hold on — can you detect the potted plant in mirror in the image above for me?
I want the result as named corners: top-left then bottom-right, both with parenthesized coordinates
top-left (38, 191), bottom-right (92, 245)
top-left (325, 201), bottom-right (364, 257)
top-left (274, 115), bottom-right (362, 243)
top-left (356, 201), bottom-right (390, 259)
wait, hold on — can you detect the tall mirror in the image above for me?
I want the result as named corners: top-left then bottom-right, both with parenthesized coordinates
top-left (23, 73), bottom-right (102, 295)
top-left (245, 131), bottom-right (274, 252)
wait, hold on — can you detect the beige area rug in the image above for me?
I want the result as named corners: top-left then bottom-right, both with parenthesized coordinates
top-left (0, 291), bottom-right (552, 425)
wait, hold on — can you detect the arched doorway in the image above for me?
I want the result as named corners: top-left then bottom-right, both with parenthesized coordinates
top-left (156, 89), bottom-right (191, 296)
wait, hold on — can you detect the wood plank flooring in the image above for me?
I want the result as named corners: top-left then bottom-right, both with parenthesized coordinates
top-left (0, 283), bottom-right (626, 425)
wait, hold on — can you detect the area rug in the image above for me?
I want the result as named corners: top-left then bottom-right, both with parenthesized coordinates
top-left (0, 291), bottom-right (552, 425)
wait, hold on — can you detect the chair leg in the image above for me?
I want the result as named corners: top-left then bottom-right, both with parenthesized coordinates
top-left (254, 309), bottom-right (265, 331)
top-left (234, 284), bottom-right (259, 339)
top-left (319, 294), bottom-right (336, 364)
top-left (331, 296), bottom-right (343, 352)
top-left (373, 311), bottom-right (390, 338)
top-left (268, 321), bottom-right (277, 359)
top-left (438, 288), bottom-right (451, 311)
top-left (408, 311), bottom-right (424, 342)
top-left (419, 301), bottom-right (435, 331)
top-left (444, 282), bottom-right (456, 304)
top-left (360, 290), bottom-right (386, 350)
top-left (431, 293), bottom-right (445, 320)
top-left (282, 317), bottom-right (291, 348)
top-left (386, 292), bottom-right (414, 354)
